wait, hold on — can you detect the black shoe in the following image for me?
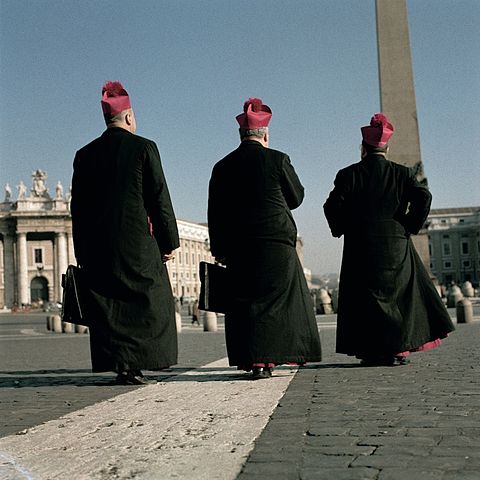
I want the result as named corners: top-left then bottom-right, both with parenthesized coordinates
top-left (252, 367), bottom-right (270, 380)
top-left (394, 356), bottom-right (410, 366)
top-left (115, 371), bottom-right (157, 385)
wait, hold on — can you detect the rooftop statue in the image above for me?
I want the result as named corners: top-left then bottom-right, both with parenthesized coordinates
top-left (4, 183), bottom-right (12, 202)
top-left (17, 181), bottom-right (27, 200)
top-left (31, 169), bottom-right (50, 198)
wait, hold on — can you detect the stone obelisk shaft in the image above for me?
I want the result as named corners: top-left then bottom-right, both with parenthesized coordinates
top-left (376, 0), bottom-right (430, 266)
top-left (376, 0), bottom-right (423, 175)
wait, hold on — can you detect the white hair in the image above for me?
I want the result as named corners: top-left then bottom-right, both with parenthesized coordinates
top-left (239, 127), bottom-right (267, 139)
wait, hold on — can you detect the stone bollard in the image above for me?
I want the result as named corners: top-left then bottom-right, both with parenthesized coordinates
top-left (75, 324), bottom-right (88, 334)
top-left (201, 311), bottom-right (218, 332)
top-left (462, 281), bottom-right (475, 298)
top-left (319, 289), bottom-right (333, 315)
top-left (456, 298), bottom-right (473, 324)
top-left (52, 314), bottom-right (63, 333)
top-left (447, 286), bottom-right (463, 308)
top-left (175, 311), bottom-right (182, 333)
top-left (331, 289), bottom-right (339, 313)
top-left (62, 321), bottom-right (74, 333)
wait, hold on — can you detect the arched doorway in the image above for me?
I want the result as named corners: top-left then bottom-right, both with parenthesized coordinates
top-left (31, 276), bottom-right (49, 303)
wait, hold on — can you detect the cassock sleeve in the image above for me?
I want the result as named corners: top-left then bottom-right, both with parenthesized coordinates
top-left (396, 169), bottom-right (432, 235)
top-left (207, 165), bottom-right (227, 259)
top-left (323, 169), bottom-right (350, 238)
top-left (71, 152), bottom-right (86, 265)
top-left (142, 141), bottom-right (180, 254)
top-left (280, 155), bottom-right (305, 210)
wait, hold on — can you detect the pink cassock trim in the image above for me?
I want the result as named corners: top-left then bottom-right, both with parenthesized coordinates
top-left (396, 337), bottom-right (445, 357)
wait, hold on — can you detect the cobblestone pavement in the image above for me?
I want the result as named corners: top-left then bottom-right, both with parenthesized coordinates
top-left (1, 313), bottom-right (480, 479)
top-left (0, 315), bottom-right (228, 438)
top-left (239, 322), bottom-right (480, 480)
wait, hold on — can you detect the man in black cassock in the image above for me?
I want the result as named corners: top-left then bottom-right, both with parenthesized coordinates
top-left (71, 81), bottom-right (179, 384)
top-left (324, 113), bottom-right (454, 366)
top-left (208, 98), bottom-right (322, 379)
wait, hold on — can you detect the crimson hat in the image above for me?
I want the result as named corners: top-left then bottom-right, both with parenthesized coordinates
top-left (361, 113), bottom-right (394, 147)
top-left (236, 98), bottom-right (272, 129)
top-left (101, 81), bottom-right (131, 116)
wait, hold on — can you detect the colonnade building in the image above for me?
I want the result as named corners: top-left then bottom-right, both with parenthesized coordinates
top-left (0, 172), bottom-right (216, 309)
top-left (1, 171), bottom-right (308, 309)
top-left (427, 207), bottom-right (480, 286)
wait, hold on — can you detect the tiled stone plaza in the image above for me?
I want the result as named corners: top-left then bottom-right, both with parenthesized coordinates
top-left (0, 308), bottom-right (479, 479)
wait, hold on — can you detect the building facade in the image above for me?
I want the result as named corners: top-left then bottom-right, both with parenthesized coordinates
top-left (427, 207), bottom-right (480, 286)
top-left (1, 171), bottom-right (308, 308)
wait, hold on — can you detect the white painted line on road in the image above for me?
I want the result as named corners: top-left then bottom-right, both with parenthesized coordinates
top-left (0, 358), bottom-right (298, 480)
top-left (0, 451), bottom-right (34, 480)
top-left (19, 329), bottom-right (43, 336)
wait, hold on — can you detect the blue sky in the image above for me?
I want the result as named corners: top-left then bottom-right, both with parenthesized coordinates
top-left (1, 0), bottom-right (479, 274)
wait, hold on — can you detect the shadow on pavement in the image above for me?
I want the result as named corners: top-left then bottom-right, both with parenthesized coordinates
top-left (0, 363), bottom-right (367, 388)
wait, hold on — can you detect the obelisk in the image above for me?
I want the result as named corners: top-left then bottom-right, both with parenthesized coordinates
top-left (376, 0), bottom-right (430, 266)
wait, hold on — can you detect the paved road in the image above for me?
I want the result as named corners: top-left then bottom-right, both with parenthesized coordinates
top-left (1, 310), bottom-right (479, 479)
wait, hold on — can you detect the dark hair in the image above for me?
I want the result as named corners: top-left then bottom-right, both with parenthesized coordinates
top-left (362, 141), bottom-right (388, 154)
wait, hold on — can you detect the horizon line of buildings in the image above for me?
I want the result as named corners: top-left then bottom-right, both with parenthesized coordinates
top-left (0, 171), bottom-right (311, 309)
top-left (1, 172), bottom-right (478, 309)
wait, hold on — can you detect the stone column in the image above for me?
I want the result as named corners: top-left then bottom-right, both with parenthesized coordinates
top-left (376, 0), bottom-right (422, 171)
top-left (56, 232), bottom-right (68, 302)
top-left (3, 234), bottom-right (16, 308)
top-left (376, 0), bottom-right (430, 269)
top-left (17, 232), bottom-right (29, 306)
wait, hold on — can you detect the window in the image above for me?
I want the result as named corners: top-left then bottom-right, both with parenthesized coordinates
top-left (462, 242), bottom-right (469, 255)
top-left (34, 248), bottom-right (43, 263)
top-left (428, 243), bottom-right (432, 256)
top-left (442, 242), bottom-right (451, 256)
top-left (462, 260), bottom-right (471, 268)
top-left (444, 261), bottom-right (452, 269)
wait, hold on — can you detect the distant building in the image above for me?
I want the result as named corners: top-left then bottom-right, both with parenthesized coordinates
top-left (0, 172), bottom-right (308, 308)
top-left (426, 207), bottom-right (480, 286)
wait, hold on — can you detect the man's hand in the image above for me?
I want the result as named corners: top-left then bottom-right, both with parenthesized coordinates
top-left (162, 251), bottom-right (176, 263)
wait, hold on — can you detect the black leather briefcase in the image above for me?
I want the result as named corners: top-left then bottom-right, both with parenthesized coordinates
top-left (61, 265), bottom-right (89, 327)
top-left (198, 261), bottom-right (228, 313)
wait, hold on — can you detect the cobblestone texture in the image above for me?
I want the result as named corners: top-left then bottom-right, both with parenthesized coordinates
top-left (238, 323), bottom-right (480, 479)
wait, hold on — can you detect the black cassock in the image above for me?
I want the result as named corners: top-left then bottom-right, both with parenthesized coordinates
top-left (208, 140), bottom-right (322, 366)
top-left (324, 154), bottom-right (454, 358)
top-left (71, 127), bottom-right (179, 372)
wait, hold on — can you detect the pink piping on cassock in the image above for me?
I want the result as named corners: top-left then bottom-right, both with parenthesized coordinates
top-left (396, 337), bottom-right (445, 357)
top-left (147, 217), bottom-right (153, 236)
